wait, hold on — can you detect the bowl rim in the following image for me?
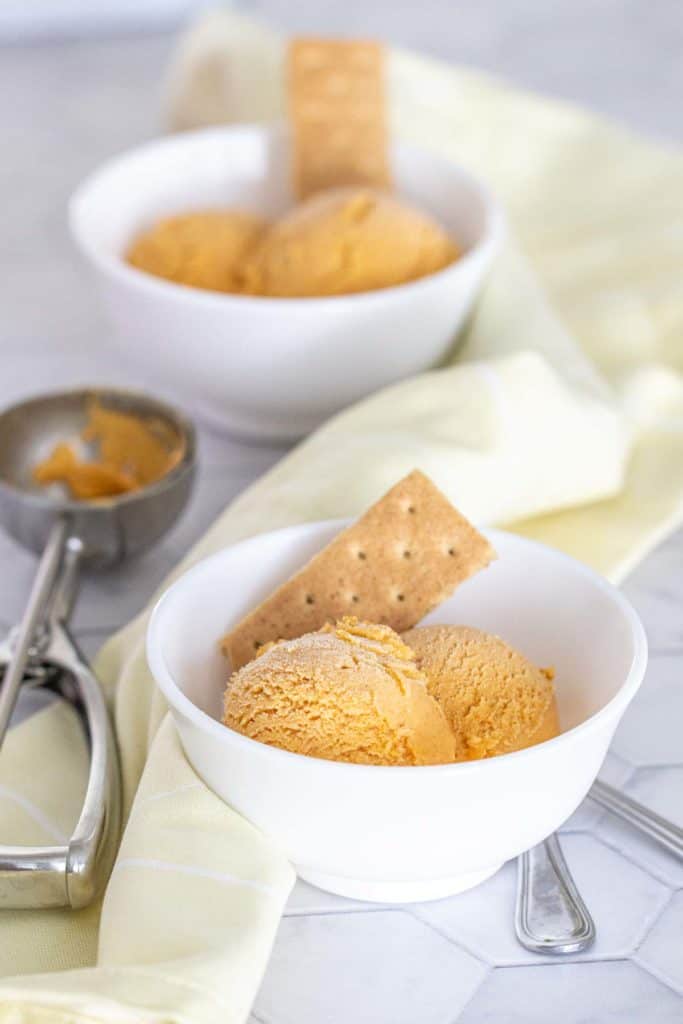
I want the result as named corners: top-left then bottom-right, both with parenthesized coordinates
top-left (146, 519), bottom-right (648, 776)
top-left (68, 121), bottom-right (506, 311)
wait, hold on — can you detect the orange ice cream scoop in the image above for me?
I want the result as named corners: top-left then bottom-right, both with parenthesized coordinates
top-left (32, 442), bottom-right (137, 500)
top-left (126, 209), bottom-right (266, 293)
top-left (402, 625), bottom-right (559, 760)
top-left (32, 400), bottom-right (184, 501)
top-left (223, 617), bottom-right (455, 766)
top-left (242, 187), bottom-right (459, 297)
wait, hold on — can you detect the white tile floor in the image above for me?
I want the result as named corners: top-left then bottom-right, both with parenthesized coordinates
top-left (413, 833), bottom-right (672, 967)
top-left (596, 768), bottom-right (683, 891)
top-left (457, 960), bottom-right (683, 1023)
top-left (610, 653), bottom-right (683, 766)
top-left (254, 559), bottom-right (683, 1020)
top-left (253, 911), bottom-right (489, 1024)
top-left (636, 891), bottom-right (683, 995)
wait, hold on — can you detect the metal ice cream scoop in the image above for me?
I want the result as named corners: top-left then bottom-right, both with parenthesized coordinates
top-left (0, 387), bottom-right (196, 909)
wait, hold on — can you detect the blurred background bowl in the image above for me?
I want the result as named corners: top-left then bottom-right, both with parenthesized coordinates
top-left (147, 521), bottom-right (647, 904)
top-left (69, 124), bottom-right (503, 442)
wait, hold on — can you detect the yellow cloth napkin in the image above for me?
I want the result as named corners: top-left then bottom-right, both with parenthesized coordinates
top-left (2, 11), bottom-right (683, 1022)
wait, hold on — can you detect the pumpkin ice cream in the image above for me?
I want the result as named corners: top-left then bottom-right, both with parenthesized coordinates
top-left (223, 617), bottom-right (455, 766)
top-left (243, 187), bottom-right (459, 297)
top-left (32, 399), bottom-right (184, 501)
top-left (403, 625), bottom-right (559, 760)
top-left (126, 210), bottom-right (266, 293)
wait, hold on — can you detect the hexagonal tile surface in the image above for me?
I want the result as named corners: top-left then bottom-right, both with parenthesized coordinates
top-left (284, 879), bottom-right (377, 917)
top-left (610, 652), bottom-right (683, 766)
top-left (414, 832), bottom-right (670, 965)
top-left (621, 533), bottom-right (683, 652)
top-left (458, 961), bottom-right (683, 1023)
top-left (252, 911), bottom-right (488, 1024)
top-left (559, 752), bottom-right (633, 832)
top-left (596, 766), bottom-right (683, 887)
top-left (637, 891), bottom-right (683, 995)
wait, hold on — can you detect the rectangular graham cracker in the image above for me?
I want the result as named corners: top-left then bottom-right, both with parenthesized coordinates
top-left (287, 37), bottom-right (391, 199)
top-left (222, 470), bottom-right (496, 669)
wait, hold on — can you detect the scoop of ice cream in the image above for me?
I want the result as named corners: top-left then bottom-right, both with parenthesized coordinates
top-left (223, 617), bottom-right (455, 765)
top-left (126, 209), bottom-right (266, 293)
top-left (242, 187), bottom-right (459, 297)
top-left (402, 625), bottom-right (559, 760)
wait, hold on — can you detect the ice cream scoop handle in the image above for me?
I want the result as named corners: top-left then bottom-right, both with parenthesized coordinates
top-left (515, 833), bottom-right (595, 955)
top-left (589, 780), bottom-right (683, 860)
top-left (0, 519), bottom-right (68, 749)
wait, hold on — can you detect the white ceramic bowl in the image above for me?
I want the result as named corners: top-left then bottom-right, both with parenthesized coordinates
top-left (147, 521), bottom-right (646, 903)
top-left (69, 125), bottom-right (503, 441)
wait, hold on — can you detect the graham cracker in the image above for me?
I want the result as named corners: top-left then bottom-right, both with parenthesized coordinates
top-left (222, 470), bottom-right (496, 670)
top-left (287, 37), bottom-right (391, 199)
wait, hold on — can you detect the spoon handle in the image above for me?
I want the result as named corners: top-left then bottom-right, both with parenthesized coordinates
top-left (0, 519), bottom-right (67, 749)
top-left (515, 833), bottom-right (596, 955)
top-left (589, 780), bottom-right (683, 860)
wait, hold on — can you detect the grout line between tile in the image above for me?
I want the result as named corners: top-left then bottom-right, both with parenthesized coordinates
top-left (494, 954), bottom-right (632, 971)
top-left (450, 964), bottom-right (492, 1024)
top-left (630, 760), bottom-right (683, 771)
top-left (628, 887), bottom-right (675, 957)
top-left (562, 762), bottom-right (637, 833)
top-left (580, 830), bottom-right (679, 890)
top-left (408, 908), bottom-right (495, 967)
top-left (560, 821), bottom-right (601, 835)
top-left (631, 888), bottom-right (677, 955)
top-left (489, 953), bottom-right (626, 969)
top-left (282, 905), bottom-right (393, 919)
top-left (618, 762), bottom-right (638, 786)
top-left (632, 955), bottom-right (683, 999)
top-left (614, 758), bottom-right (683, 770)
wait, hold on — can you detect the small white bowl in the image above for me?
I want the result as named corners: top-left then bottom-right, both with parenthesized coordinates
top-left (147, 521), bottom-right (647, 904)
top-left (69, 125), bottom-right (503, 441)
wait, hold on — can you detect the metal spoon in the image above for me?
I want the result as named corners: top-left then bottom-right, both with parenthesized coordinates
top-left (515, 778), bottom-right (683, 954)
top-left (589, 779), bottom-right (683, 860)
top-left (0, 387), bottom-right (196, 909)
top-left (516, 833), bottom-right (595, 955)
